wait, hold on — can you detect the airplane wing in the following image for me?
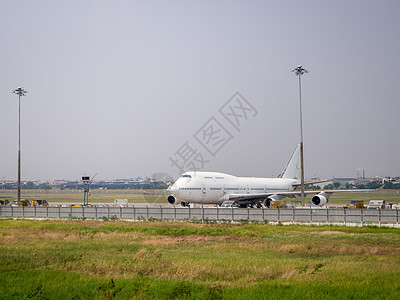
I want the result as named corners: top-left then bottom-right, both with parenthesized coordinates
top-left (294, 179), bottom-right (331, 187)
top-left (225, 189), bottom-right (375, 206)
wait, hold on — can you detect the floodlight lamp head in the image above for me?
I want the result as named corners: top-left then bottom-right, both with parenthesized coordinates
top-left (12, 87), bottom-right (28, 96)
top-left (292, 65), bottom-right (308, 76)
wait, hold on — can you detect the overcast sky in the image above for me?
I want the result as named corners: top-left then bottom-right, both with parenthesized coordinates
top-left (1, 0), bottom-right (399, 182)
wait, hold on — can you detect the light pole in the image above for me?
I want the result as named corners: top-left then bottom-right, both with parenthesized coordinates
top-left (12, 87), bottom-right (28, 202)
top-left (292, 65), bottom-right (308, 206)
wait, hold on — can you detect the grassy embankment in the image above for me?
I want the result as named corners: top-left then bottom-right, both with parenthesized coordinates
top-left (1, 219), bottom-right (399, 299)
top-left (1, 189), bottom-right (399, 206)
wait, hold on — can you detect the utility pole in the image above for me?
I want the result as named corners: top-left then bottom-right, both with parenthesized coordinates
top-left (12, 87), bottom-right (28, 202)
top-left (291, 65), bottom-right (308, 206)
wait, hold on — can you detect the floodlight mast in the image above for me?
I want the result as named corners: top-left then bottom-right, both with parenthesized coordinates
top-left (12, 87), bottom-right (28, 202)
top-left (291, 65), bottom-right (308, 206)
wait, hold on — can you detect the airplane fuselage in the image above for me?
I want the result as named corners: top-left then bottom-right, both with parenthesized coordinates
top-left (167, 171), bottom-right (298, 205)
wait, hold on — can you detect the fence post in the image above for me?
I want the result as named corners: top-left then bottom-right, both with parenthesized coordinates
top-left (326, 208), bottom-right (329, 224)
top-left (379, 208), bottom-right (381, 226)
top-left (293, 207), bottom-right (295, 224)
top-left (216, 206), bottom-right (219, 221)
top-left (278, 208), bottom-right (280, 223)
top-left (59, 206), bottom-right (61, 219)
top-left (247, 207), bottom-right (249, 221)
top-left (120, 206), bottom-right (122, 219)
top-left (11, 205), bottom-right (13, 218)
top-left (397, 208), bottom-right (399, 224)
top-left (133, 206), bottom-right (136, 220)
top-left (23, 206), bottom-right (25, 218)
top-left (83, 206), bottom-right (85, 219)
top-left (361, 208), bottom-right (364, 226)
top-left (160, 206), bottom-right (162, 219)
top-left (344, 208), bottom-right (346, 224)
top-left (189, 205), bottom-right (191, 220)
top-left (108, 206), bottom-right (110, 218)
top-left (310, 208), bottom-right (312, 223)
top-left (174, 206), bottom-right (176, 220)
top-left (262, 207), bottom-right (265, 221)
top-left (231, 207), bottom-right (234, 221)
top-left (46, 206), bottom-right (48, 219)
top-left (146, 206), bottom-right (149, 220)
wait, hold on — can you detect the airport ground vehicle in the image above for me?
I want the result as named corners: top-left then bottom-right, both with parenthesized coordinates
top-left (31, 200), bottom-right (49, 207)
top-left (347, 200), bottom-right (364, 209)
top-left (367, 200), bottom-right (385, 209)
top-left (9, 199), bottom-right (31, 207)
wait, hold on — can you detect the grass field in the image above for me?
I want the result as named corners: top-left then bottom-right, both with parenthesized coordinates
top-left (1, 189), bottom-right (399, 206)
top-left (1, 219), bottom-right (400, 299)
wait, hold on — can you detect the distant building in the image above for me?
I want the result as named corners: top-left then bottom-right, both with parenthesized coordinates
top-left (332, 177), bottom-right (381, 188)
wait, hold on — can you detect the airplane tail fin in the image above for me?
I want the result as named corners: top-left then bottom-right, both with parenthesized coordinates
top-left (279, 144), bottom-right (301, 179)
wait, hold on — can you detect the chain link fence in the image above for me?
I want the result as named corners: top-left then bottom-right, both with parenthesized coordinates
top-left (1, 206), bottom-right (400, 226)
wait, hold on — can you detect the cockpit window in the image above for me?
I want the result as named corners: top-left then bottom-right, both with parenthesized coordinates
top-left (182, 174), bottom-right (192, 178)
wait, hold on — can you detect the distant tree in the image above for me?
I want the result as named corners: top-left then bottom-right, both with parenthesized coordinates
top-left (345, 182), bottom-right (354, 189)
top-left (383, 181), bottom-right (394, 189)
top-left (366, 181), bottom-right (382, 189)
top-left (37, 183), bottom-right (52, 190)
top-left (25, 181), bottom-right (36, 189)
top-left (306, 185), bottom-right (321, 190)
top-left (323, 184), bottom-right (334, 190)
top-left (333, 182), bottom-right (341, 189)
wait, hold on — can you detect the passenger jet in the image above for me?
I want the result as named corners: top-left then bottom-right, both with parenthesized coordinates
top-left (167, 145), bottom-right (371, 207)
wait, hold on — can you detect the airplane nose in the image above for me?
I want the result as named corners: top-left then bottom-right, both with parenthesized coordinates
top-left (167, 183), bottom-right (178, 194)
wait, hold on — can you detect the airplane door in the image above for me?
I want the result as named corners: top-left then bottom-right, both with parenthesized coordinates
top-left (246, 186), bottom-right (250, 194)
top-left (222, 185), bottom-right (226, 195)
top-left (201, 185), bottom-right (206, 200)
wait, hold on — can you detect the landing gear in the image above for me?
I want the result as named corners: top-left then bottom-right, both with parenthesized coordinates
top-left (263, 199), bottom-right (271, 208)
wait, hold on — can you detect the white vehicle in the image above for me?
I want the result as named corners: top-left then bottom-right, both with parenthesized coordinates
top-left (367, 200), bottom-right (385, 209)
top-left (167, 145), bottom-right (372, 208)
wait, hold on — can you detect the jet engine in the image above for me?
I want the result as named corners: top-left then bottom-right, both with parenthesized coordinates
top-left (312, 192), bottom-right (329, 206)
top-left (167, 195), bottom-right (178, 205)
top-left (167, 195), bottom-right (188, 207)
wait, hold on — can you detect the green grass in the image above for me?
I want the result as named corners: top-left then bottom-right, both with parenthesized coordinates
top-left (1, 219), bottom-right (400, 299)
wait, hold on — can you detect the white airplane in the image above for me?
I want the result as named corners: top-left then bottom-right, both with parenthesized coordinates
top-left (167, 145), bottom-right (371, 207)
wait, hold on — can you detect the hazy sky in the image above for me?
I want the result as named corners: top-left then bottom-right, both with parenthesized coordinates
top-left (1, 0), bottom-right (399, 182)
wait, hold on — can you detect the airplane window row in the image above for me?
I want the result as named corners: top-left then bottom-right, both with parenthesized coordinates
top-left (182, 174), bottom-right (192, 178)
top-left (178, 187), bottom-right (282, 192)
